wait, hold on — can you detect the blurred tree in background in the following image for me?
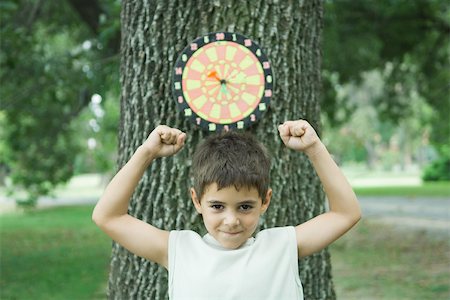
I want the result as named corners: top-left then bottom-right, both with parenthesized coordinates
top-left (322, 0), bottom-right (449, 179)
top-left (322, 70), bottom-right (435, 172)
top-left (1, 0), bottom-right (448, 206)
top-left (0, 0), bottom-right (121, 205)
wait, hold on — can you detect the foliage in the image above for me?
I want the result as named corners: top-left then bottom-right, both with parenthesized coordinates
top-left (0, 0), bottom-right (120, 206)
top-left (322, 0), bottom-right (450, 148)
top-left (73, 91), bottom-right (120, 175)
top-left (1, 0), bottom-right (448, 205)
top-left (422, 146), bottom-right (450, 181)
top-left (322, 70), bottom-right (434, 171)
top-left (321, 0), bottom-right (449, 181)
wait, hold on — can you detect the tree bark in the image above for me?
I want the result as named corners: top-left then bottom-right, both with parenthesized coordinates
top-left (110, 0), bottom-right (334, 299)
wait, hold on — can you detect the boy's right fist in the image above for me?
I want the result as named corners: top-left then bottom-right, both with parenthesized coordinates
top-left (143, 125), bottom-right (186, 159)
top-left (278, 120), bottom-right (321, 154)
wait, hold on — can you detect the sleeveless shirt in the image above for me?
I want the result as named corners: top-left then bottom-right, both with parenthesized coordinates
top-left (168, 226), bottom-right (303, 300)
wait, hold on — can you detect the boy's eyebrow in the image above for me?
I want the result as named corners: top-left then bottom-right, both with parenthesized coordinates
top-left (207, 200), bottom-right (225, 204)
top-left (238, 200), bottom-right (258, 204)
top-left (206, 200), bottom-right (258, 204)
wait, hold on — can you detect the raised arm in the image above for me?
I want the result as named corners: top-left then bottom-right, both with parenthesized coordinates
top-left (278, 120), bottom-right (361, 258)
top-left (92, 125), bottom-right (186, 268)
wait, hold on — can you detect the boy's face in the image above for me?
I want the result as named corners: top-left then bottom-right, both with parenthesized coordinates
top-left (191, 183), bottom-right (272, 249)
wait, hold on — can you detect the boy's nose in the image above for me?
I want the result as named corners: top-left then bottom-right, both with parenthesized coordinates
top-left (223, 212), bottom-right (240, 226)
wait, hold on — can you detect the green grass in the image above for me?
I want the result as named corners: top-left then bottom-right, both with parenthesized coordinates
top-left (1, 204), bottom-right (449, 299)
top-left (0, 205), bottom-right (111, 300)
top-left (330, 220), bottom-right (450, 299)
top-left (354, 181), bottom-right (450, 197)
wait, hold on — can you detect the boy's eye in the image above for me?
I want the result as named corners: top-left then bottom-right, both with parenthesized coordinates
top-left (211, 204), bottom-right (224, 210)
top-left (240, 204), bottom-right (253, 211)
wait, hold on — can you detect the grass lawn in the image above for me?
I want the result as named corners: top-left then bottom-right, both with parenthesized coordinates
top-left (1, 203), bottom-right (449, 299)
top-left (0, 205), bottom-right (111, 300)
top-left (330, 219), bottom-right (450, 299)
top-left (354, 181), bottom-right (450, 197)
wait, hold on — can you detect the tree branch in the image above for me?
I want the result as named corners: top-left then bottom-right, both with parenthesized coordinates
top-left (66, 0), bottom-right (102, 34)
top-left (66, 0), bottom-right (121, 53)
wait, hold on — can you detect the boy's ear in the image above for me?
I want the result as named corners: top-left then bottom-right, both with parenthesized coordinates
top-left (190, 188), bottom-right (202, 214)
top-left (261, 188), bottom-right (272, 214)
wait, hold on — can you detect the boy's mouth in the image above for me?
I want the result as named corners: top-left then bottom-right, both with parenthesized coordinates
top-left (221, 230), bottom-right (243, 235)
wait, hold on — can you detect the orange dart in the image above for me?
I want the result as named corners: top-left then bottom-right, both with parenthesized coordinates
top-left (207, 70), bottom-right (221, 81)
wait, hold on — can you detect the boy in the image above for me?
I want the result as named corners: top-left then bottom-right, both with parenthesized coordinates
top-left (93, 119), bottom-right (361, 299)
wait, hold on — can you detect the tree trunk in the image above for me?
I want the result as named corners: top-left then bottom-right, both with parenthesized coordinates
top-left (110, 0), bottom-right (334, 299)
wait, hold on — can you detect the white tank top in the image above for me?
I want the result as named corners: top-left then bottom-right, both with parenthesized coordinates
top-left (168, 226), bottom-right (303, 300)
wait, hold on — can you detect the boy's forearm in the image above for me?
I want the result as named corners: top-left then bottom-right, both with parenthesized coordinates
top-left (92, 146), bottom-right (155, 224)
top-left (306, 142), bottom-right (361, 221)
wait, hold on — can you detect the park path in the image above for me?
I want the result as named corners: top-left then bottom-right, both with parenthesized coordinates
top-left (359, 196), bottom-right (450, 236)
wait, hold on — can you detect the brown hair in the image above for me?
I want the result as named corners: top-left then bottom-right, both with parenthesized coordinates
top-left (191, 131), bottom-right (271, 201)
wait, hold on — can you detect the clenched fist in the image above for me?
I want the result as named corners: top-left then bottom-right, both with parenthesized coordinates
top-left (278, 120), bottom-right (321, 154)
top-left (143, 125), bottom-right (186, 159)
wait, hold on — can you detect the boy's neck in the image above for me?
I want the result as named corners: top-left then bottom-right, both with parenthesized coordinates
top-left (203, 233), bottom-right (255, 250)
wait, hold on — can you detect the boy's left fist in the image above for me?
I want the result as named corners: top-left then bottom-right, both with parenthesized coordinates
top-left (278, 120), bottom-right (321, 153)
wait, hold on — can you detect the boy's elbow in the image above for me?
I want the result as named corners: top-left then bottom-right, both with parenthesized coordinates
top-left (343, 211), bottom-right (361, 232)
top-left (91, 211), bottom-right (101, 227)
top-left (92, 205), bottom-right (106, 228)
top-left (91, 202), bottom-right (123, 230)
top-left (351, 205), bottom-right (362, 226)
top-left (342, 198), bottom-right (362, 227)
top-left (353, 211), bottom-right (362, 225)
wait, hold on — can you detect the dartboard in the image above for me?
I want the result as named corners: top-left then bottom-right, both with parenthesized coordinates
top-left (172, 32), bottom-right (273, 131)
